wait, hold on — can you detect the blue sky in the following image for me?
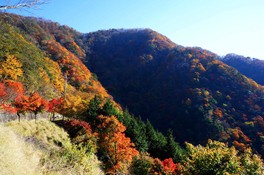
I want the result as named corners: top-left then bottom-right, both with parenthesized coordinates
top-left (4, 0), bottom-right (264, 59)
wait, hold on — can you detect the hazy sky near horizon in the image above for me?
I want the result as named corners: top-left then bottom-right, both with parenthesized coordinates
top-left (5, 0), bottom-right (264, 59)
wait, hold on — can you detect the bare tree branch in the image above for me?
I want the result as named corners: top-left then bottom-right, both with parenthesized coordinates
top-left (0, 0), bottom-right (47, 10)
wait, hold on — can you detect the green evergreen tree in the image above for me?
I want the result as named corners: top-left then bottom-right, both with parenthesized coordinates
top-left (85, 95), bottom-right (103, 128)
top-left (166, 130), bottom-right (184, 162)
top-left (119, 110), bottom-right (149, 152)
top-left (145, 120), bottom-right (167, 159)
top-left (101, 98), bottom-right (118, 116)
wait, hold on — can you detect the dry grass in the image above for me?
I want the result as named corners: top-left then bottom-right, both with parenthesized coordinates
top-left (6, 119), bottom-right (71, 149)
top-left (0, 124), bottom-right (41, 175)
top-left (1, 119), bottom-right (104, 175)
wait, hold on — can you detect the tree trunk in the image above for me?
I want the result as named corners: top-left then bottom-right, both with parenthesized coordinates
top-left (35, 113), bottom-right (37, 123)
top-left (17, 113), bottom-right (21, 122)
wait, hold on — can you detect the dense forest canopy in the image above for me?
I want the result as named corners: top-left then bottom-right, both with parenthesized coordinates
top-left (80, 29), bottom-right (264, 156)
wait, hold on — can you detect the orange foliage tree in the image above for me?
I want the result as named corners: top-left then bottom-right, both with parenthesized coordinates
top-left (162, 158), bottom-right (178, 174)
top-left (48, 97), bottom-right (63, 120)
top-left (2, 80), bottom-right (24, 102)
top-left (27, 92), bottom-right (48, 121)
top-left (97, 115), bottom-right (139, 173)
top-left (14, 95), bottom-right (30, 122)
top-left (0, 83), bottom-right (7, 106)
top-left (14, 92), bottom-right (48, 122)
top-left (0, 80), bottom-right (25, 114)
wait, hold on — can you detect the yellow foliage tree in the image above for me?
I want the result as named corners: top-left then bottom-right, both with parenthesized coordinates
top-left (38, 67), bottom-right (50, 84)
top-left (43, 57), bottom-right (65, 93)
top-left (58, 93), bottom-right (88, 117)
top-left (180, 140), bottom-right (264, 175)
top-left (0, 54), bottom-right (23, 80)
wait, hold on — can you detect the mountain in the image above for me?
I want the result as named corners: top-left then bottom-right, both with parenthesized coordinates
top-left (80, 29), bottom-right (264, 155)
top-left (0, 13), bottom-right (185, 172)
top-left (220, 53), bottom-right (264, 85)
top-left (0, 12), bottom-right (263, 173)
top-left (0, 13), bottom-right (110, 116)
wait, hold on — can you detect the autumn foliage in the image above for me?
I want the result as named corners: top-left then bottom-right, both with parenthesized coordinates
top-left (0, 79), bottom-right (49, 121)
top-left (1, 80), bottom-right (24, 102)
top-left (0, 13), bottom-right (264, 175)
top-left (0, 80), bottom-right (25, 113)
top-left (13, 92), bottom-right (48, 121)
top-left (48, 97), bottom-right (63, 119)
top-left (65, 119), bottom-right (92, 134)
top-left (97, 115), bottom-right (139, 173)
top-left (0, 54), bottom-right (23, 81)
top-left (27, 93), bottom-right (48, 116)
top-left (162, 158), bottom-right (178, 174)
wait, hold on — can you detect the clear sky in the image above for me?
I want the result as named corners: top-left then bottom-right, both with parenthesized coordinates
top-left (4, 0), bottom-right (264, 59)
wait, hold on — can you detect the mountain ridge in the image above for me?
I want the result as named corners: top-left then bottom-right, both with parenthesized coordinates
top-left (79, 28), bottom-right (264, 156)
top-left (220, 53), bottom-right (264, 85)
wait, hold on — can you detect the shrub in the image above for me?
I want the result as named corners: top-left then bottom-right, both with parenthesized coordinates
top-left (41, 143), bottom-right (104, 174)
top-left (130, 154), bottom-right (153, 175)
top-left (56, 119), bottom-right (98, 154)
top-left (181, 140), bottom-right (264, 175)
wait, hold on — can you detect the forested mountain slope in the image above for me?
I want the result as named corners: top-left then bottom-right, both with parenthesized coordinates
top-left (80, 29), bottom-right (264, 156)
top-left (0, 13), bottom-right (187, 174)
top-left (220, 53), bottom-right (264, 85)
top-left (0, 13), bottom-right (110, 116)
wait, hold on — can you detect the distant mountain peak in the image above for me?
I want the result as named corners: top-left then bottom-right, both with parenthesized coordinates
top-left (84, 28), bottom-right (177, 50)
top-left (221, 54), bottom-right (264, 85)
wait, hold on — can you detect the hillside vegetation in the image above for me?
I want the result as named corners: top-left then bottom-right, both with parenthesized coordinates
top-left (0, 13), bottom-right (110, 117)
top-left (0, 13), bottom-right (185, 174)
top-left (0, 12), bottom-right (264, 174)
top-left (81, 29), bottom-right (264, 156)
